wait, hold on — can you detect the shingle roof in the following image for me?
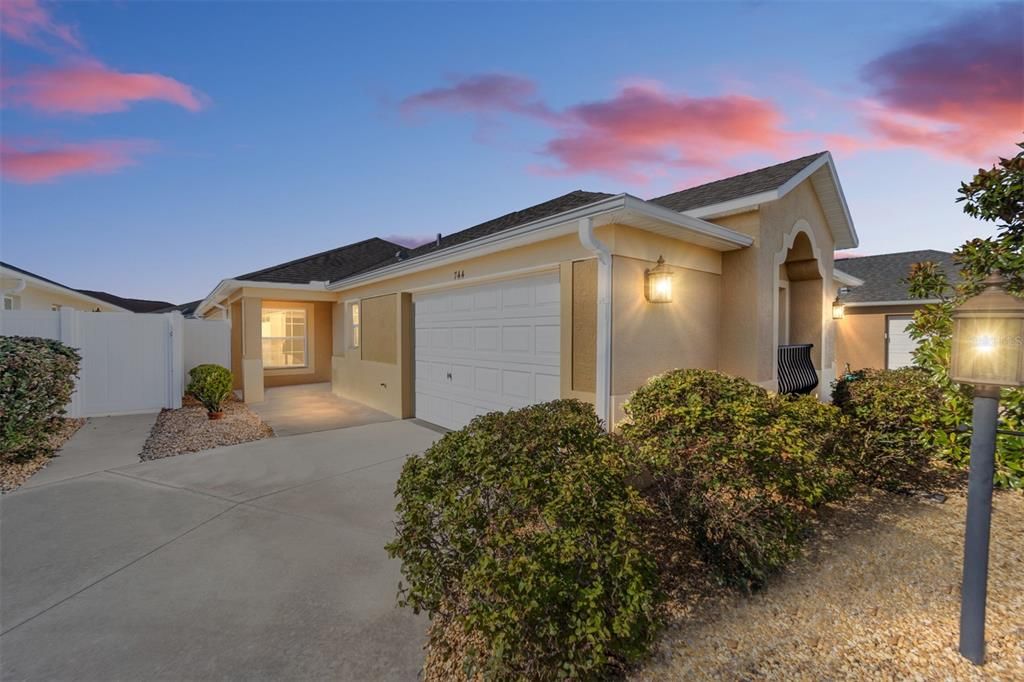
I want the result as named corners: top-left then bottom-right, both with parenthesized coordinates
top-left (649, 152), bottom-right (827, 213)
top-left (75, 290), bottom-right (175, 313)
top-left (836, 250), bottom-right (959, 303)
top-left (152, 300), bottom-right (201, 316)
top-left (346, 190), bottom-right (614, 280)
top-left (2, 261), bottom-right (174, 312)
top-left (236, 237), bottom-right (403, 284)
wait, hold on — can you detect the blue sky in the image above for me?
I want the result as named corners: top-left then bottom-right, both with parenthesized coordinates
top-left (2, 1), bottom-right (1020, 304)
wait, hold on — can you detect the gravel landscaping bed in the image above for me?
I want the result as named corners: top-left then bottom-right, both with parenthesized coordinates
top-left (0, 417), bottom-right (85, 493)
top-left (636, 486), bottom-right (1024, 681)
top-left (140, 396), bottom-right (273, 460)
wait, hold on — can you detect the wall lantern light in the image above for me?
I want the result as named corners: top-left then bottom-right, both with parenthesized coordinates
top-left (832, 297), bottom-right (845, 319)
top-left (952, 272), bottom-right (1024, 665)
top-left (645, 256), bottom-right (674, 303)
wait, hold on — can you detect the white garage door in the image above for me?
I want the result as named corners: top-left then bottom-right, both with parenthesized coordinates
top-left (886, 316), bottom-right (916, 369)
top-left (414, 272), bottom-right (560, 430)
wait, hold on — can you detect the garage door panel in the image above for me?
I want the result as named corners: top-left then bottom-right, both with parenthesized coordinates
top-left (414, 273), bottom-right (561, 430)
top-left (887, 317), bottom-right (916, 369)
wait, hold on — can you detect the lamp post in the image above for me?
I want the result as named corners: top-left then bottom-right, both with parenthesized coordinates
top-left (950, 273), bottom-right (1024, 664)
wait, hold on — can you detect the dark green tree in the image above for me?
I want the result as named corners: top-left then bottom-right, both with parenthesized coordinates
top-left (906, 141), bottom-right (1024, 488)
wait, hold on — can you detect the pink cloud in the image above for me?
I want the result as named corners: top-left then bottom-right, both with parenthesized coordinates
top-left (399, 73), bottom-right (554, 121)
top-left (1, 139), bottom-right (154, 183)
top-left (401, 74), bottom-right (798, 182)
top-left (858, 4), bottom-right (1024, 160)
top-left (0, 0), bottom-right (81, 51)
top-left (5, 60), bottom-right (205, 114)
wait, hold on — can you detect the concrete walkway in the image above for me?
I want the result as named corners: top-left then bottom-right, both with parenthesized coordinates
top-left (23, 413), bottom-right (157, 488)
top-left (0, 419), bottom-right (441, 680)
top-left (248, 382), bottom-right (394, 437)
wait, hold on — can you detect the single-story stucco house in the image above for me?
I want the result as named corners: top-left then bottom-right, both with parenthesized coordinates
top-left (834, 249), bottom-right (958, 371)
top-left (195, 151), bottom-right (858, 430)
top-left (1, 261), bottom-right (174, 313)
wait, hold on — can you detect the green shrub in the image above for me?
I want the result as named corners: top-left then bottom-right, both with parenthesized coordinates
top-left (831, 368), bottom-right (943, 489)
top-left (186, 364), bottom-right (233, 415)
top-left (387, 400), bottom-right (660, 681)
top-left (621, 369), bottom-right (845, 590)
top-left (0, 336), bottom-right (81, 458)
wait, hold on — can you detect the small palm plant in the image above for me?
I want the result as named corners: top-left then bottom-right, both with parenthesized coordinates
top-left (186, 364), bottom-right (233, 419)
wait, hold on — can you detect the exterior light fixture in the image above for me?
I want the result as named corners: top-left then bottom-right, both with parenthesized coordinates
top-left (832, 296), bottom-right (845, 320)
top-left (645, 256), bottom-right (674, 303)
top-left (952, 272), bottom-right (1024, 665)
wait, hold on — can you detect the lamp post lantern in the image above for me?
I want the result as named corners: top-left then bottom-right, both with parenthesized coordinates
top-left (950, 272), bottom-right (1024, 664)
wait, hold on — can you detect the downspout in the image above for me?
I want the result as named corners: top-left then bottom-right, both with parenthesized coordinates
top-left (577, 217), bottom-right (612, 429)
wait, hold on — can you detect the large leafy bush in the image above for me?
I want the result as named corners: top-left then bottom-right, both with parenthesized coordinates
top-left (0, 336), bottom-right (81, 458)
top-left (186, 364), bottom-right (233, 415)
top-left (387, 400), bottom-right (659, 681)
top-left (621, 369), bottom-right (846, 590)
top-left (832, 368), bottom-right (944, 489)
top-left (904, 141), bottom-right (1024, 489)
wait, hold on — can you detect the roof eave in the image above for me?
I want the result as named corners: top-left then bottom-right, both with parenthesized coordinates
top-left (194, 278), bottom-right (327, 317)
top-left (1, 265), bottom-right (133, 312)
top-left (327, 195), bottom-right (752, 292)
top-left (681, 153), bottom-right (859, 251)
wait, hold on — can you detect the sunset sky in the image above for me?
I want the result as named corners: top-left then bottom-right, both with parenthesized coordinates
top-left (2, 0), bottom-right (1021, 304)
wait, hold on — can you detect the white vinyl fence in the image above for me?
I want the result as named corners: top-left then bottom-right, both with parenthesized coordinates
top-left (1, 309), bottom-right (230, 418)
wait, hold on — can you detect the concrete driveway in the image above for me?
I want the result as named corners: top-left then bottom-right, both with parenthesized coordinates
top-left (0, 420), bottom-right (441, 681)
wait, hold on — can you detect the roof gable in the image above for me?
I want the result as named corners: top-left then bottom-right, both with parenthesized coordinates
top-left (837, 250), bottom-right (959, 303)
top-left (648, 152), bottom-right (858, 250)
top-left (650, 153), bottom-right (825, 213)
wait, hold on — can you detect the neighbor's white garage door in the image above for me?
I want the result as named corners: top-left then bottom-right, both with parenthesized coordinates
top-left (886, 316), bottom-right (916, 369)
top-left (414, 272), bottom-right (560, 430)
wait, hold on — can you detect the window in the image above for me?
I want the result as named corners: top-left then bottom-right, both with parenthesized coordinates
top-left (261, 308), bottom-right (307, 368)
top-left (350, 302), bottom-right (360, 348)
top-left (3, 295), bottom-right (19, 311)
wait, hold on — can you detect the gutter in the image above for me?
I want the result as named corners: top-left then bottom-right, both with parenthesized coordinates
top-left (577, 216), bottom-right (612, 430)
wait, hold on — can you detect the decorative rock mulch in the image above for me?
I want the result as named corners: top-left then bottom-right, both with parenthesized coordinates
top-left (140, 396), bottom-right (274, 460)
top-left (0, 417), bottom-right (85, 493)
top-left (636, 487), bottom-right (1024, 681)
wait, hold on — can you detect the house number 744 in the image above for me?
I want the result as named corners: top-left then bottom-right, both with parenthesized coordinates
top-left (453, 270), bottom-right (465, 280)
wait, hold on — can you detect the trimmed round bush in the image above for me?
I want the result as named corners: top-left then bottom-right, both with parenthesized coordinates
top-left (622, 369), bottom-right (845, 590)
top-left (186, 364), bottom-right (233, 415)
top-left (831, 367), bottom-right (943, 489)
top-left (387, 400), bottom-right (660, 681)
top-left (0, 336), bottom-right (81, 458)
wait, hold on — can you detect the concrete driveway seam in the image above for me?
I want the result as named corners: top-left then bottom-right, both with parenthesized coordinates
top-left (0, 501), bottom-right (242, 638)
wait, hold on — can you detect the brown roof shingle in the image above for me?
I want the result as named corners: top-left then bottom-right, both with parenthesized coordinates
top-left (236, 237), bottom-right (403, 284)
top-left (836, 250), bottom-right (959, 303)
top-left (649, 152), bottom-right (826, 213)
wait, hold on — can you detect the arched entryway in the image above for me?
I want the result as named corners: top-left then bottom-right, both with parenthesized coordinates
top-left (774, 223), bottom-right (826, 390)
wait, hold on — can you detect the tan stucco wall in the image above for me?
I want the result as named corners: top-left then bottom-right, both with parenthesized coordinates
top-left (360, 294), bottom-right (398, 365)
top-left (610, 254), bottom-right (721, 427)
top-left (571, 259), bottom-right (598, 393)
top-left (835, 304), bottom-right (921, 371)
top-left (230, 300), bottom-right (243, 390)
top-left (715, 180), bottom-right (837, 395)
top-left (1, 278), bottom-right (124, 312)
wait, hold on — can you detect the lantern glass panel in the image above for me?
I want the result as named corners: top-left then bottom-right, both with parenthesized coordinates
top-left (951, 316), bottom-right (1024, 387)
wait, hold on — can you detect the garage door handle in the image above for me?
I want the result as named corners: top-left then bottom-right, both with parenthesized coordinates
top-left (446, 372), bottom-right (452, 381)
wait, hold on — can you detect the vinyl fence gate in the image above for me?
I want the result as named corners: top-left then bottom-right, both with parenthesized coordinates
top-left (0, 309), bottom-right (230, 418)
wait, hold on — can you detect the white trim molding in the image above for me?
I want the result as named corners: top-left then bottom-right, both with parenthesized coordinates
top-left (833, 268), bottom-right (865, 287)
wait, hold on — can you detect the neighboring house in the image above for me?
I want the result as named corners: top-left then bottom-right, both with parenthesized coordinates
top-left (834, 250), bottom-right (958, 371)
top-left (0, 261), bottom-right (174, 313)
top-left (196, 151), bottom-right (858, 430)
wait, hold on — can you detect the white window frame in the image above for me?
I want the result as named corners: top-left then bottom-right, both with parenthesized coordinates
top-left (3, 294), bottom-right (20, 311)
top-left (349, 301), bottom-right (361, 349)
top-left (261, 306), bottom-right (309, 369)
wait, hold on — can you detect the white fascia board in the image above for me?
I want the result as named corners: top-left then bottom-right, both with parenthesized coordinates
top-left (843, 299), bottom-right (940, 308)
top-left (327, 195), bottom-right (752, 293)
top-left (682, 152), bottom-right (859, 250)
top-left (0, 266), bottom-right (132, 312)
top-left (194, 278), bottom-right (326, 317)
top-left (833, 268), bottom-right (865, 287)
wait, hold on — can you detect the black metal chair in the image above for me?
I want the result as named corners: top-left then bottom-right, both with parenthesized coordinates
top-left (777, 344), bottom-right (818, 395)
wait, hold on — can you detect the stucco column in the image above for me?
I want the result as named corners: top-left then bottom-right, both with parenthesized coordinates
top-left (240, 296), bottom-right (264, 403)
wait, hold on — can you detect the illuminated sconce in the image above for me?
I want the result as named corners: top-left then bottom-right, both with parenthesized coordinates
top-left (645, 256), bottom-right (674, 303)
top-left (950, 273), bottom-right (1024, 388)
top-left (832, 296), bottom-right (845, 320)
